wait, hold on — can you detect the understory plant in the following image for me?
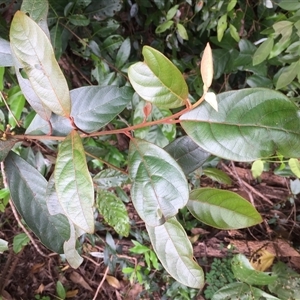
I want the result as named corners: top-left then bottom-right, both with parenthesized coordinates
top-left (1, 0), bottom-right (300, 290)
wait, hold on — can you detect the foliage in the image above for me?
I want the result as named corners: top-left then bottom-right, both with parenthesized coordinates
top-left (0, 0), bottom-right (300, 296)
top-left (210, 254), bottom-right (300, 300)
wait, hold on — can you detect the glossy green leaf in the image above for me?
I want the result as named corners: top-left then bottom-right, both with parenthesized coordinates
top-left (93, 169), bottom-right (128, 189)
top-left (187, 188), bottom-right (262, 229)
top-left (146, 217), bottom-right (204, 289)
top-left (115, 37), bottom-right (131, 69)
top-left (276, 61), bottom-right (300, 89)
top-left (0, 238), bottom-right (8, 253)
top-left (180, 88), bottom-right (300, 161)
top-left (268, 262), bottom-right (300, 300)
top-left (0, 38), bottom-right (13, 66)
top-left (166, 5), bottom-right (179, 20)
top-left (7, 86), bottom-right (25, 128)
top-left (54, 130), bottom-right (94, 233)
top-left (289, 158), bottom-right (300, 178)
top-left (96, 189), bottom-right (130, 236)
top-left (227, 0), bottom-right (237, 11)
top-left (253, 37), bottom-right (274, 66)
top-left (13, 233), bottom-right (30, 253)
top-left (232, 254), bottom-right (277, 285)
top-left (128, 46), bottom-right (188, 109)
top-left (251, 159), bottom-right (264, 178)
top-left (128, 138), bottom-right (189, 226)
top-left (164, 136), bottom-right (210, 175)
top-left (70, 86), bottom-right (132, 133)
top-left (5, 152), bottom-right (70, 253)
top-left (212, 282), bottom-right (280, 300)
top-left (203, 168), bottom-right (232, 185)
top-left (0, 139), bottom-right (17, 162)
top-left (10, 11), bottom-right (71, 117)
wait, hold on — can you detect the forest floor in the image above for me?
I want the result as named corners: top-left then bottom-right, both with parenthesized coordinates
top-left (1, 161), bottom-right (300, 300)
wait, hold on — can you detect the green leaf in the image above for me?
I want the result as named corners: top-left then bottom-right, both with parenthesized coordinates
top-left (96, 189), bottom-right (130, 237)
top-left (227, 0), bottom-right (237, 11)
top-left (253, 37), bottom-right (274, 66)
top-left (93, 169), bottom-right (129, 189)
top-left (166, 5), bottom-right (179, 20)
top-left (289, 158), bottom-right (300, 178)
top-left (7, 86), bottom-right (25, 128)
top-left (130, 240), bottom-right (150, 254)
top-left (0, 238), bottom-right (8, 253)
top-left (229, 24), bottom-right (240, 42)
top-left (0, 38), bottom-right (13, 66)
top-left (217, 14), bottom-right (227, 42)
top-left (203, 168), bottom-right (232, 185)
top-left (146, 217), bottom-right (204, 289)
top-left (251, 159), bottom-right (264, 179)
top-left (5, 152), bottom-right (70, 253)
top-left (278, 0), bottom-right (300, 10)
top-left (56, 281), bottom-right (66, 300)
top-left (21, 0), bottom-right (49, 37)
top-left (177, 23), bottom-right (189, 40)
top-left (187, 188), bottom-right (262, 229)
top-left (212, 282), bottom-right (280, 300)
top-left (180, 88), bottom-right (300, 161)
top-left (85, 0), bottom-right (122, 19)
top-left (164, 136), bottom-right (210, 175)
top-left (13, 233), bottom-right (30, 253)
top-left (54, 130), bottom-right (94, 233)
top-left (10, 11), bottom-right (71, 117)
top-left (231, 254), bottom-right (277, 285)
top-left (128, 138), bottom-right (189, 226)
top-left (128, 46), bottom-right (188, 109)
top-left (0, 139), bottom-right (17, 162)
top-left (276, 61), bottom-right (300, 90)
top-left (268, 262), bottom-right (300, 300)
top-left (156, 20), bottom-right (174, 34)
top-left (69, 14), bottom-right (90, 26)
top-left (50, 22), bottom-right (63, 60)
top-left (102, 35), bottom-right (124, 55)
top-left (115, 37), bottom-right (131, 69)
top-left (70, 86), bottom-right (132, 133)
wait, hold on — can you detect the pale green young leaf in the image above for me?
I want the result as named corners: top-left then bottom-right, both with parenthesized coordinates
top-left (96, 189), bottom-right (130, 237)
top-left (128, 46), bottom-right (188, 109)
top-left (251, 159), bottom-right (264, 179)
top-left (229, 24), bottom-right (240, 42)
top-left (56, 281), bottom-right (66, 300)
top-left (0, 238), bottom-right (8, 253)
top-left (13, 233), bottom-right (30, 254)
top-left (187, 188), bottom-right (262, 229)
top-left (253, 37), bottom-right (274, 66)
top-left (276, 61), bottom-right (300, 90)
top-left (146, 217), bottom-right (204, 289)
top-left (155, 20), bottom-right (174, 34)
top-left (180, 88), bottom-right (300, 161)
top-left (289, 158), bottom-right (300, 178)
top-left (128, 138), bottom-right (189, 226)
top-left (10, 11), bottom-right (71, 117)
top-left (203, 168), bottom-right (232, 185)
top-left (177, 23), bottom-right (188, 40)
top-left (217, 14), bottom-right (227, 42)
top-left (232, 254), bottom-right (277, 285)
top-left (227, 0), bottom-right (237, 11)
top-left (54, 130), bottom-right (94, 233)
top-left (166, 5), bottom-right (179, 20)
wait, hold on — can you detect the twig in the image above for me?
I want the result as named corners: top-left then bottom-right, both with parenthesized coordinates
top-left (92, 265), bottom-right (109, 300)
